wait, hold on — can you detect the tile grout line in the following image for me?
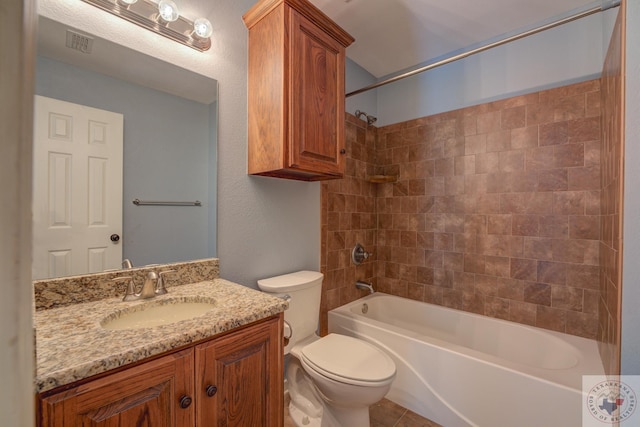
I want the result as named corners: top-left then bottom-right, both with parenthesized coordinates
top-left (390, 408), bottom-right (409, 427)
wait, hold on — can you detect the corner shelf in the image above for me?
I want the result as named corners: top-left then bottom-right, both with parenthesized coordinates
top-left (366, 175), bottom-right (398, 183)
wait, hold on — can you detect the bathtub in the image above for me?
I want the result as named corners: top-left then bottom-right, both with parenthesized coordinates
top-left (328, 293), bottom-right (604, 427)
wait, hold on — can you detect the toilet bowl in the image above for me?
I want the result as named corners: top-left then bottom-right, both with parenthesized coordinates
top-left (257, 271), bottom-right (396, 427)
top-left (292, 334), bottom-right (395, 426)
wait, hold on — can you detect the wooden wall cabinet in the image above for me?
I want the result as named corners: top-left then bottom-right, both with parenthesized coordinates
top-left (243, 0), bottom-right (354, 181)
top-left (38, 315), bottom-right (283, 427)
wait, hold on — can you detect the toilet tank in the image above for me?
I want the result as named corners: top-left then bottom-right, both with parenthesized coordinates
top-left (257, 271), bottom-right (323, 354)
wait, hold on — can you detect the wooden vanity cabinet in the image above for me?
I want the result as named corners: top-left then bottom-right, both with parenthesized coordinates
top-left (37, 315), bottom-right (283, 427)
top-left (243, 0), bottom-right (355, 181)
top-left (195, 315), bottom-right (282, 426)
top-left (38, 349), bottom-right (195, 427)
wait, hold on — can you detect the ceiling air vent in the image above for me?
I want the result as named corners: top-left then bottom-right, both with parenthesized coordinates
top-left (65, 30), bottom-right (94, 54)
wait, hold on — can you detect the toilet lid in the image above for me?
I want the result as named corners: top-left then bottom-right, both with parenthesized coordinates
top-left (300, 334), bottom-right (396, 383)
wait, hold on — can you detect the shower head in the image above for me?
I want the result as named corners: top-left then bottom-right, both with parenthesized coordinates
top-left (354, 109), bottom-right (377, 126)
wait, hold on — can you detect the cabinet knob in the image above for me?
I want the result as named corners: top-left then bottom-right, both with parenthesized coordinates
top-left (179, 395), bottom-right (193, 409)
top-left (205, 385), bottom-right (218, 397)
top-left (339, 149), bottom-right (346, 154)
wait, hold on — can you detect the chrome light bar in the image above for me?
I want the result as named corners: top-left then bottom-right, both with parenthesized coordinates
top-left (81, 0), bottom-right (211, 52)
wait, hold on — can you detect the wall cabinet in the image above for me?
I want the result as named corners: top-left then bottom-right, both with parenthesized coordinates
top-left (243, 0), bottom-right (354, 181)
top-left (37, 315), bottom-right (283, 427)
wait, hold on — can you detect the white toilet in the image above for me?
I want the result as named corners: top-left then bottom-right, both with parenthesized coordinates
top-left (257, 271), bottom-right (396, 427)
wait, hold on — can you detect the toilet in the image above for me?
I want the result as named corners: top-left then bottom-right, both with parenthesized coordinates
top-left (258, 271), bottom-right (396, 427)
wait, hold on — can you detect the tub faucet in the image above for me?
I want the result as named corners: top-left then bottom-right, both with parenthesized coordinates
top-left (355, 280), bottom-right (375, 294)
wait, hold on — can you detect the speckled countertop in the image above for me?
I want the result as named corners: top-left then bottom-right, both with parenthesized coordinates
top-left (35, 278), bottom-right (287, 394)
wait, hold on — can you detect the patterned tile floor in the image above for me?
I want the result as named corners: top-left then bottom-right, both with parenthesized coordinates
top-left (284, 397), bottom-right (441, 427)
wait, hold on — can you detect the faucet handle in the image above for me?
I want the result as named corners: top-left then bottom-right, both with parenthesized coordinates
top-left (156, 269), bottom-right (177, 295)
top-left (351, 243), bottom-right (374, 265)
top-left (112, 276), bottom-right (136, 301)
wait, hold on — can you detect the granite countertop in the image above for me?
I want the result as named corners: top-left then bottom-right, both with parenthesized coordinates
top-left (35, 278), bottom-right (287, 394)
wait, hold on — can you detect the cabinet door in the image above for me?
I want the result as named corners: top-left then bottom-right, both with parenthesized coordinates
top-left (38, 349), bottom-right (194, 427)
top-left (195, 316), bottom-right (283, 427)
top-left (289, 8), bottom-right (346, 176)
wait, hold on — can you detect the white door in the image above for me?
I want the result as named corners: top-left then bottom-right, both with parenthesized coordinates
top-left (33, 95), bottom-right (123, 279)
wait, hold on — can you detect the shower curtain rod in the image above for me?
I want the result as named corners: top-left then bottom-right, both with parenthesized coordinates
top-left (346, 0), bottom-right (621, 98)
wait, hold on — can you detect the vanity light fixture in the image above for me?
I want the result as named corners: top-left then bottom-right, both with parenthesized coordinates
top-left (193, 17), bottom-right (213, 39)
top-left (157, 0), bottom-right (179, 22)
top-left (81, 0), bottom-right (212, 51)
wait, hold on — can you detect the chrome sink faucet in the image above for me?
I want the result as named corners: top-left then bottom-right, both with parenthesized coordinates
top-left (112, 271), bottom-right (158, 301)
top-left (112, 269), bottom-right (178, 301)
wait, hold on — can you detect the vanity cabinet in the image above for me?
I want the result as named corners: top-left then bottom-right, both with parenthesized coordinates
top-left (195, 317), bottom-right (282, 426)
top-left (38, 349), bottom-right (195, 426)
top-left (243, 0), bottom-right (354, 181)
top-left (37, 315), bottom-right (283, 427)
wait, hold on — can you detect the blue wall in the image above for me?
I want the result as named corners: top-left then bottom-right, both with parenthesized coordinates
top-left (345, 57), bottom-right (378, 120)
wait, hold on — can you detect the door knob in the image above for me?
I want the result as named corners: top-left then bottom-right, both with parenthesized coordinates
top-left (110, 234), bottom-right (120, 242)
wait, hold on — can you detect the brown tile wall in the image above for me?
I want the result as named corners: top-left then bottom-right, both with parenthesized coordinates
top-left (320, 114), bottom-right (379, 335)
top-left (374, 80), bottom-right (602, 339)
top-left (599, 6), bottom-right (624, 376)
top-left (321, 79), bottom-right (604, 339)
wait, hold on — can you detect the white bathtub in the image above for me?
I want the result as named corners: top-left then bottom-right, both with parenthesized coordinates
top-left (328, 293), bottom-right (604, 427)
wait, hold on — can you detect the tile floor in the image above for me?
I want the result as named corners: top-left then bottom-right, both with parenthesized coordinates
top-left (284, 397), bottom-right (441, 427)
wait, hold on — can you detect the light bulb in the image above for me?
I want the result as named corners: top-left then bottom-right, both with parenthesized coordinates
top-left (193, 18), bottom-right (212, 39)
top-left (158, 0), bottom-right (179, 22)
top-left (118, 0), bottom-right (137, 5)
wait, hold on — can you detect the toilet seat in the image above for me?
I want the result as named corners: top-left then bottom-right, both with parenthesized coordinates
top-left (300, 334), bottom-right (396, 387)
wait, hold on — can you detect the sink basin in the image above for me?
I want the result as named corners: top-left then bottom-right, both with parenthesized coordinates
top-left (101, 298), bottom-right (216, 330)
